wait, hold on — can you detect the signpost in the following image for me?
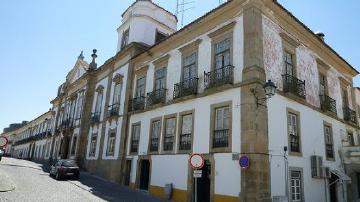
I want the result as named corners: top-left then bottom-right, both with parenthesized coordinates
top-left (189, 153), bottom-right (204, 202)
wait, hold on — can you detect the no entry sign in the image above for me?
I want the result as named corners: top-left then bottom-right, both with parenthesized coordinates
top-left (189, 153), bottom-right (204, 169)
top-left (0, 136), bottom-right (8, 148)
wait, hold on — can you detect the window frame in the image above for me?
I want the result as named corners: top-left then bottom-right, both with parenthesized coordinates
top-left (130, 123), bottom-right (141, 155)
top-left (121, 28), bottom-right (130, 50)
top-left (208, 22), bottom-right (235, 72)
top-left (289, 167), bottom-right (304, 202)
top-left (323, 122), bottom-right (335, 161)
top-left (70, 134), bottom-right (78, 156)
top-left (287, 108), bottom-right (302, 156)
top-left (148, 117), bottom-right (162, 154)
top-left (210, 101), bottom-right (232, 153)
top-left (106, 129), bottom-right (117, 156)
top-left (89, 133), bottom-right (97, 157)
top-left (161, 114), bottom-right (177, 154)
top-left (177, 110), bottom-right (194, 153)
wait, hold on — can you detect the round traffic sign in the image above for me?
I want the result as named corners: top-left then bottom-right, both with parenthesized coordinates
top-left (0, 136), bottom-right (8, 147)
top-left (239, 155), bottom-right (250, 168)
top-left (189, 153), bottom-right (204, 169)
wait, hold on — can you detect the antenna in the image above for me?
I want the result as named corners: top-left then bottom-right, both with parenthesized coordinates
top-left (175, 0), bottom-right (195, 28)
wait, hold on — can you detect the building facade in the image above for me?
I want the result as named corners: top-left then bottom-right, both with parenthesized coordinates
top-left (5, 0), bottom-right (360, 202)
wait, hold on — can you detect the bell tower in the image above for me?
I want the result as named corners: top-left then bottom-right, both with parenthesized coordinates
top-left (117, 0), bottom-right (177, 52)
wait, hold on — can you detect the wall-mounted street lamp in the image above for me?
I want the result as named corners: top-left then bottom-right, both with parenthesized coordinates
top-left (250, 80), bottom-right (277, 108)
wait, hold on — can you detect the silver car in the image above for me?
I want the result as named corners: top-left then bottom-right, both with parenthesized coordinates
top-left (49, 159), bottom-right (80, 180)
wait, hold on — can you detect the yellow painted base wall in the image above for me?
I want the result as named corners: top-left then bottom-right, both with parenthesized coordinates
top-left (148, 185), bottom-right (239, 202)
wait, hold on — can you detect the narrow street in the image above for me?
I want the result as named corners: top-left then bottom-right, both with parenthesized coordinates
top-left (0, 157), bottom-right (166, 202)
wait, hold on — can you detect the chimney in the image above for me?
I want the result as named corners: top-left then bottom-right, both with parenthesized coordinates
top-left (315, 31), bottom-right (325, 41)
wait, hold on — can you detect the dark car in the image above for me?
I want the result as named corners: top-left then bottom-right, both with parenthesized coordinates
top-left (0, 149), bottom-right (4, 161)
top-left (49, 159), bottom-right (80, 180)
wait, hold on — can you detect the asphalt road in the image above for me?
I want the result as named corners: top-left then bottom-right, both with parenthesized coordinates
top-left (0, 157), bottom-right (166, 202)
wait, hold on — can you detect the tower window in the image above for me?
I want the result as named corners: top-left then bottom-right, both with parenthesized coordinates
top-left (155, 30), bottom-right (167, 44)
top-left (121, 28), bottom-right (130, 50)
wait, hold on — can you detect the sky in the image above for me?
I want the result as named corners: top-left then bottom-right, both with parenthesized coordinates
top-left (0, 0), bottom-right (359, 131)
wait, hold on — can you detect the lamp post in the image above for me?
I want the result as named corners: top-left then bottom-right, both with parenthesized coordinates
top-left (250, 80), bottom-right (277, 107)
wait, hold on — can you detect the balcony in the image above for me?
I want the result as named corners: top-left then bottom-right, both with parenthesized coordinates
top-left (130, 96), bottom-right (145, 111)
top-left (320, 95), bottom-right (337, 115)
top-left (213, 129), bottom-right (229, 148)
top-left (91, 112), bottom-right (101, 124)
top-left (204, 65), bottom-right (234, 89)
top-left (130, 140), bottom-right (139, 153)
top-left (147, 88), bottom-right (166, 106)
top-left (107, 104), bottom-right (120, 118)
top-left (341, 146), bottom-right (360, 164)
top-left (173, 78), bottom-right (198, 99)
top-left (343, 107), bottom-right (357, 124)
top-left (60, 118), bottom-right (74, 130)
top-left (282, 74), bottom-right (306, 99)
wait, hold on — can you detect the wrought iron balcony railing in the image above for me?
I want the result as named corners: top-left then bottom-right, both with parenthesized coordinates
top-left (163, 136), bottom-right (174, 151)
top-left (130, 140), bottom-right (139, 153)
top-left (282, 74), bottom-right (306, 99)
top-left (320, 95), bottom-right (337, 115)
top-left (343, 107), bottom-right (357, 124)
top-left (173, 78), bottom-right (198, 99)
top-left (60, 118), bottom-right (74, 129)
top-left (91, 112), bottom-right (101, 124)
top-left (149, 137), bottom-right (159, 152)
top-left (107, 103), bottom-right (120, 118)
top-left (147, 88), bottom-right (166, 106)
top-left (179, 133), bottom-right (192, 151)
top-left (204, 65), bottom-right (234, 89)
top-left (130, 96), bottom-right (146, 111)
top-left (213, 129), bottom-right (229, 148)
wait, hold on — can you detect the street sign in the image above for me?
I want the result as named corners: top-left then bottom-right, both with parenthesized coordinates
top-left (193, 170), bottom-right (202, 178)
top-left (189, 153), bottom-right (204, 169)
top-left (239, 155), bottom-right (250, 169)
top-left (0, 136), bottom-right (8, 148)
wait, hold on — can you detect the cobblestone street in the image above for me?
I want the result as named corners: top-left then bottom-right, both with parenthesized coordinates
top-left (0, 157), bottom-right (166, 202)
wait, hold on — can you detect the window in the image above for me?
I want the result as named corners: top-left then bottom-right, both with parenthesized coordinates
top-left (214, 39), bottom-right (231, 70)
top-left (154, 68), bottom-right (166, 91)
top-left (348, 132), bottom-right (355, 146)
top-left (319, 73), bottom-right (327, 96)
top-left (288, 112), bottom-right (301, 153)
top-left (69, 99), bottom-right (76, 119)
top-left (107, 131), bottom-right (116, 156)
top-left (149, 120), bottom-right (161, 152)
top-left (213, 106), bottom-right (230, 148)
top-left (183, 53), bottom-right (197, 83)
top-left (179, 114), bottom-right (193, 151)
top-left (95, 90), bottom-right (103, 113)
top-left (290, 170), bottom-right (303, 202)
top-left (75, 92), bottom-right (84, 119)
top-left (89, 134), bottom-right (97, 157)
top-left (130, 124), bottom-right (140, 153)
top-left (342, 88), bottom-right (349, 108)
top-left (135, 77), bottom-right (146, 98)
top-left (71, 135), bottom-right (77, 156)
top-left (284, 51), bottom-right (295, 76)
top-left (121, 29), bottom-right (130, 50)
top-left (113, 82), bottom-right (122, 105)
top-left (155, 30), bottom-right (167, 43)
top-left (164, 118), bottom-right (176, 151)
top-left (324, 125), bottom-right (334, 159)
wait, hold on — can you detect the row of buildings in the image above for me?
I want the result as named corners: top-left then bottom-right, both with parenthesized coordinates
top-left (2, 0), bottom-right (360, 201)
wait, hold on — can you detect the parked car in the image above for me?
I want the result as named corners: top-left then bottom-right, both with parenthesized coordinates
top-left (49, 159), bottom-right (80, 180)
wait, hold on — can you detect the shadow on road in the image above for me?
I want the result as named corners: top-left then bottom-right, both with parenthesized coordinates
top-left (3, 158), bottom-right (167, 202)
